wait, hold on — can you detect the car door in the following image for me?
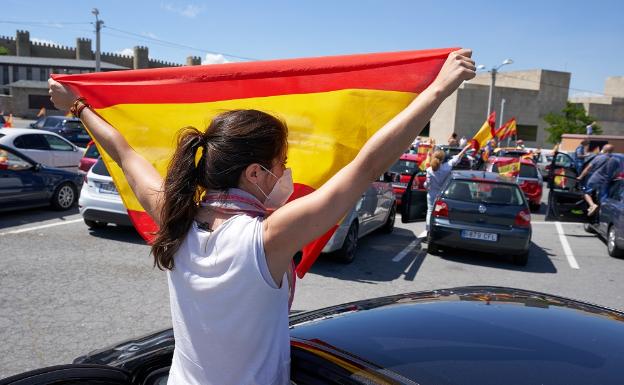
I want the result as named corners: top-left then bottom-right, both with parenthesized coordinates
top-left (546, 151), bottom-right (590, 223)
top-left (357, 184), bottom-right (377, 235)
top-left (12, 134), bottom-right (52, 166)
top-left (0, 149), bottom-right (47, 208)
top-left (400, 171), bottom-right (428, 223)
top-left (42, 134), bottom-right (80, 170)
top-left (597, 180), bottom-right (623, 237)
top-left (0, 364), bottom-right (131, 385)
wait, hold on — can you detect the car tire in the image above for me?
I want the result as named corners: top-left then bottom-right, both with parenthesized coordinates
top-left (583, 223), bottom-right (595, 234)
top-left (84, 219), bottom-right (108, 229)
top-left (529, 202), bottom-right (541, 212)
top-left (607, 225), bottom-right (624, 258)
top-left (335, 221), bottom-right (358, 264)
top-left (50, 182), bottom-right (77, 210)
top-left (380, 203), bottom-right (396, 234)
top-left (427, 233), bottom-right (440, 255)
top-left (512, 250), bottom-right (529, 266)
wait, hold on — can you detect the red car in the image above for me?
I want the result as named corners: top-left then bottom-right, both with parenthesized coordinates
top-left (389, 145), bottom-right (431, 205)
top-left (484, 156), bottom-right (543, 211)
top-left (78, 141), bottom-right (100, 173)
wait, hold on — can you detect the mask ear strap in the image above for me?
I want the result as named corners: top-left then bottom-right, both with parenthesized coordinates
top-left (254, 182), bottom-right (269, 199)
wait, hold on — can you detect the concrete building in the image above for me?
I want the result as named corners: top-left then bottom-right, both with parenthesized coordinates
top-left (430, 69), bottom-right (571, 148)
top-left (569, 77), bottom-right (624, 136)
top-left (0, 30), bottom-right (203, 118)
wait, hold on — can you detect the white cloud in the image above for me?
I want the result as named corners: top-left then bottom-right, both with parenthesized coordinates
top-left (116, 48), bottom-right (134, 56)
top-left (202, 53), bottom-right (229, 65)
top-left (161, 2), bottom-right (204, 18)
top-left (31, 37), bottom-right (60, 46)
top-left (142, 32), bottom-right (158, 39)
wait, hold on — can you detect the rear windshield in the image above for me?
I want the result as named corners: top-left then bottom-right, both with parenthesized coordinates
top-left (519, 163), bottom-right (538, 178)
top-left (442, 180), bottom-right (525, 205)
top-left (91, 158), bottom-right (110, 176)
top-left (390, 159), bottom-right (418, 175)
top-left (85, 143), bottom-right (100, 159)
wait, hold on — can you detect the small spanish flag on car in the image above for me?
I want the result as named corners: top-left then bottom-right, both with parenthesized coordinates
top-left (53, 48), bottom-right (454, 277)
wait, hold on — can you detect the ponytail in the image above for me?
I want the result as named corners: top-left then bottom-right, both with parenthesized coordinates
top-left (430, 150), bottom-right (446, 172)
top-left (151, 127), bottom-right (205, 270)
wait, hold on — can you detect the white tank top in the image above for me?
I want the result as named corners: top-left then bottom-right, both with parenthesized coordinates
top-left (166, 215), bottom-right (290, 385)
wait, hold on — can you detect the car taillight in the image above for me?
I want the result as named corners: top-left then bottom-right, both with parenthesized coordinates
top-left (520, 180), bottom-right (540, 194)
top-left (433, 199), bottom-right (449, 218)
top-left (514, 209), bottom-right (531, 227)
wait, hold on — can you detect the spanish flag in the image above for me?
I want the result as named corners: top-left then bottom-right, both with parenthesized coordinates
top-left (472, 111), bottom-right (496, 149)
top-left (496, 158), bottom-right (521, 177)
top-left (496, 117), bottom-right (517, 140)
top-left (53, 48), bottom-right (454, 277)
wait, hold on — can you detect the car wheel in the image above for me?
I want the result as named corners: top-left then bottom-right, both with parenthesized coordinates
top-left (84, 219), bottom-right (108, 229)
top-left (583, 223), bottom-right (595, 234)
top-left (607, 225), bottom-right (624, 258)
top-left (51, 182), bottom-right (77, 210)
top-left (335, 221), bottom-right (358, 264)
top-left (512, 250), bottom-right (529, 266)
top-left (380, 203), bottom-right (396, 234)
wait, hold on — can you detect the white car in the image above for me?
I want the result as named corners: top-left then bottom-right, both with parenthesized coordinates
top-left (79, 158), bottom-right (132, 229)
top-left (0, 128), bottom-right (84, 172)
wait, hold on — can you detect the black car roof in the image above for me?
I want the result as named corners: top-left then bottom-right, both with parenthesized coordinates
top-left (450, 170), bottom-right (516, 183)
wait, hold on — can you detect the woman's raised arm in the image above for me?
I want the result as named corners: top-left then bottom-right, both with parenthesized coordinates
top-left (48, 79), bottom-right (164, 226)
top-left (262, 49), bottom-right (476, 282)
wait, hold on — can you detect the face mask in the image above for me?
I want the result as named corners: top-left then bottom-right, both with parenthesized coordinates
top-left (255, 166), bottom-right (294, 210)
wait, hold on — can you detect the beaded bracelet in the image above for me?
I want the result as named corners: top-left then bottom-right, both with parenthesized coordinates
top-left (69, 97), bottom-right (90, 118)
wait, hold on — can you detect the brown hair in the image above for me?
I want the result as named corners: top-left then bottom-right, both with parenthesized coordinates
top-left (430, 150), bottom-right (446, 171)
top-left (151, 109), bottom-right (288, 270)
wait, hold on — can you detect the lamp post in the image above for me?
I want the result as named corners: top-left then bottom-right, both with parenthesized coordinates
top-left (478, 59), bottom-right (513, 119)
top-left (92, 8), bottom-right (104, 72)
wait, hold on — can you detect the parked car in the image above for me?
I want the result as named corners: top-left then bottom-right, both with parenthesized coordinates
top-left (322, 176), bottom-right (396, 263)
top-left (40, 117), bottom-right (91, 147)
top-left (492, 147), bottom-right (533, 159)
top-left (533, 149), bottom-right (555, 178)
top-left (584, 176), bottom-right (624, 258)
top-left (79, 158), bottom-right (132, 229)
top-left (389, 153), bottom-right (423, 205)
top-left (402, 170), bottom-right (532, 265)
top-left (0, 128), bottom-right (84, 172)
top-left (484, 156), bottom-right (543, 211)
top-left (2, 286), bottom-right (624, 385)
top-left (436, 144), bottom-right (474, 170)
top-left (0, 144), bottom-right (82, 212)
top-left (29, 115), bottom-right (67, 130)
top-left (78, 141), bottom-right (100, 173)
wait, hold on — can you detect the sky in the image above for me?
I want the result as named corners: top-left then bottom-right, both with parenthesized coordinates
top-left (1, 0), bottom-right (622, 97)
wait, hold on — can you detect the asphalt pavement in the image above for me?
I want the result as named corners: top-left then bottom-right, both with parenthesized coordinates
top-left (1, 198), bottom-right (623, 378)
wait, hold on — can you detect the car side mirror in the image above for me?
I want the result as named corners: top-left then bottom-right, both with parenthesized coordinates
top-left (400, 172), bottom-right (428, 223)
top-left (33, 163), bottom-right (42, 172)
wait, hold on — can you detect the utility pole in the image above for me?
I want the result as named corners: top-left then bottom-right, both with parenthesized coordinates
top-left (499, 98), bottom-right (506, 127)
top-left (92, 8), bottom-right (104, 72)
top-left (480, 58), bottom-right (513, 119)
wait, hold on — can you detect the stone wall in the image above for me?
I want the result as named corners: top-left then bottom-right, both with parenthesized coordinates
top-left (0, 94), bottom-right (13, 113)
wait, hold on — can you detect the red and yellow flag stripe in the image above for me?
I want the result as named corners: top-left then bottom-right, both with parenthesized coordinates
top-left (54, 48), bottom-right (454, 277)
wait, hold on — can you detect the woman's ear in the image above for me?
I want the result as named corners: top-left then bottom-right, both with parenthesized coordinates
top-left (243, 163), bottom-right (262, 185)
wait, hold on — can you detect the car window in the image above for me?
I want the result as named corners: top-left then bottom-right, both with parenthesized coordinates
top-left (44, 134), bottom-right (75, 151)
top-left (91, 158), bottom-right (111, 176)
top-left (85, 143), bottom-right (100, 159)
top-left (14, 134), bottom-right (50, 150)
top-left (43, 117), bottom-right (63, 128)
top-left (64, 120), bottom-right (86, 131)
top-left (390, 159), bottom-right (417, 175)
top-left (0, 133), bottom-right (5, 138)
top-left (443, 180), bottom-right (525, 205)
top-left (0, 149), bottom-right (32, 171)
top-left (519, 164), bottom-right (538, 178)
top-left (554, 152), bottom-right (574, 168)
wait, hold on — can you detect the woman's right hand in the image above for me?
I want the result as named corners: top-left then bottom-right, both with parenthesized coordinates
top-left (430, 49), bottom-right (476, 99)
top-left (48, 78), bottom-right (78, 111)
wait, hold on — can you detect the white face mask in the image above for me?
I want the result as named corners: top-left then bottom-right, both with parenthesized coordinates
top-left (255, 166), bottom-right (294, 210)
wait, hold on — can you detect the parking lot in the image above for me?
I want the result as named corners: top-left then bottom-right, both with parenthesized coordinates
top-left (2, 193), bottom-right (624, 378)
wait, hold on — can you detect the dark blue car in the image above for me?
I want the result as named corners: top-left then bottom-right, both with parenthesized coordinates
top-left (30, 116), bottom-right (91, 147)
top-left (585, 178), bottom-right (624, 257)
top-left (0, 144), bottom-right (82, 212)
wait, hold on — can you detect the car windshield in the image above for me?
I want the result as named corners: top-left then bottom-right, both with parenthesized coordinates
top-left (390, 159), bottom-right (418, 175)
top-left (85, 143), bottom-right (100, 159)
top-left (519, 164), bottom-right (538, 178)
top-left (442, 179), bottom-right (525, 205)
top-left (91, 158), bottom-right (110, 176)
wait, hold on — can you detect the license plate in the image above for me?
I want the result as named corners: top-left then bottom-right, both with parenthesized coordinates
top-left (96, 182), bottom-right (118, 195)
top-left (461, 230), bottom-right (498, 242)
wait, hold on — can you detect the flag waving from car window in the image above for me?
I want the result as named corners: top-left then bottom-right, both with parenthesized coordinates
top-left (53, 48), bottom-right (454, 277)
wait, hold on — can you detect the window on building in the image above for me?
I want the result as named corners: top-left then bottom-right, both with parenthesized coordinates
top-left (26, 66), bottom-right (32, 80)
top-left (12, 65), bottom-right (18, 82)
top-left (1, 65), bottom-right (7, 85)
top-left (28, 94), bottom-right (58, 110)
top-left (517, 124), bottom-right (538, 142)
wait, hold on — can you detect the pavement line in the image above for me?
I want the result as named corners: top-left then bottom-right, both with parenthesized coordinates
top-left (0, 219), bottom-right (84, 236)
top-left (392, 239), bottom-right (420, 262)
top-left (555, 221), bottom-right (580, 269)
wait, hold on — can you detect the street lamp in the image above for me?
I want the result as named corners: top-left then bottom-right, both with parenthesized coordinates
top-left (480, 59), bottom-right (513, 119)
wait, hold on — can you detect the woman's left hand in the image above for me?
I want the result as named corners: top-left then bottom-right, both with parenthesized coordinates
top-left (48, 78), bottom-right (78, 111)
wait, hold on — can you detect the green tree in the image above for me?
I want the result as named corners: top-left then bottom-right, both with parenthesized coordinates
top-left (544, 101), bottom-right (601, 144)
top-left (0, 46), bottom-right (8, 55)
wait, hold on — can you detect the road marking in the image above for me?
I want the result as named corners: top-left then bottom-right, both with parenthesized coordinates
top-left (392, 239), bottom-right (420, 262)
top-left (0, 219), bottom-right (83, 236)
top-left (555, 221), bottom-right (579, 269)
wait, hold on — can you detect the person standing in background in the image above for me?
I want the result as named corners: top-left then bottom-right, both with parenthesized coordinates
top-left (574, 139), bottom-right (590, 174)
top-left (586, 121), bottom-right (595, 135)
top-left (448, 132), bottom-right (459, 147)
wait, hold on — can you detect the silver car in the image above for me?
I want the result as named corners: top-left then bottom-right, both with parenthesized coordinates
top-left (322, 176), bottom-right (397, 263)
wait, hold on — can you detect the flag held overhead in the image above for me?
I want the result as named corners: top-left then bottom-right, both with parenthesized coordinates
top-left (53, 48), bottom-right (455, 277)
